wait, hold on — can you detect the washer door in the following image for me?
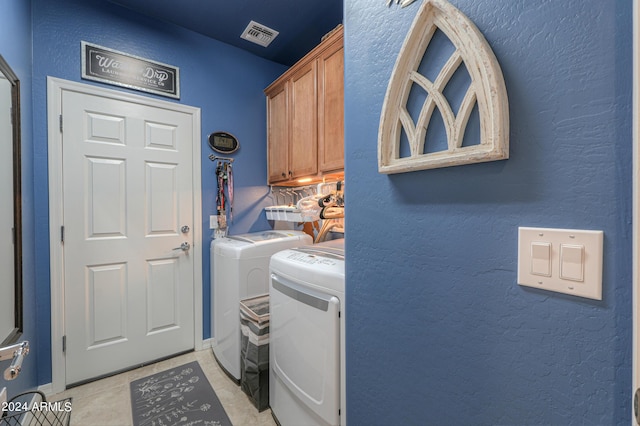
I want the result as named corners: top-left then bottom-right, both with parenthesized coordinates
top-left (271, 274), bottom-right (340, 425)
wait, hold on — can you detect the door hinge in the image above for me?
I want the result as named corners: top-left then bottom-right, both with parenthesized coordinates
top-left (61, 225), bottom-right (64, 243)
top-left (62, 335), bottom-right (66, 353)
top-left (59, 114), bottom-right (63, 132)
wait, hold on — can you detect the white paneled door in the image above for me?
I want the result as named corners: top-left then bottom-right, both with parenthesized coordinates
top-left (61, 90), bottom-right (195, 385)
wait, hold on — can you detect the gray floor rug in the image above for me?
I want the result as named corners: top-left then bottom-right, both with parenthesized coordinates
top-left (130, 361), bottom-right (233, 426)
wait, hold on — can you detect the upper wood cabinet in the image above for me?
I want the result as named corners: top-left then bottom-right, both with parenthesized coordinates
top-left (265, 25), bottom-right (344, 185)
top-left (266, 81), bottom-right (289, 183)
top-left (288, 59), bottom-right (318, 180)
top-left (317, 32), bottom-right (344, 174)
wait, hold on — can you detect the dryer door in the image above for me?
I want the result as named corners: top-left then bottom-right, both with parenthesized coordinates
top-left (271, 274), bottom-right (340, 425)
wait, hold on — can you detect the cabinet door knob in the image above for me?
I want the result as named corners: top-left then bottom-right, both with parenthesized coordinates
top-left (281, 172), bottom-right (286, 178)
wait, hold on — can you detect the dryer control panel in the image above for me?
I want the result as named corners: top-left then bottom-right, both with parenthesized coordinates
top-left (285, 251), bottom-right (341, 266)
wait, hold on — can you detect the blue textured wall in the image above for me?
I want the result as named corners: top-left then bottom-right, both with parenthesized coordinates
top-left (0, 0), bottom-right (37, 396)
top-left (30, 0), bottom-right (285, 385)
top-left (344, 1), bottom-right (632, 424)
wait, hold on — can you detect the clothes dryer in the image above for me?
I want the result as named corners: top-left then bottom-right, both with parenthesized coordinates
top-left (269, 239), bottom-right (345, 426)
top-left (211, 230), bottom-right (312, 382)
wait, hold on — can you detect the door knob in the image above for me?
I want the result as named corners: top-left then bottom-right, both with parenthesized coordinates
top-left (173, 242), bottom-right (191, 251)
top-left (181, 225), bottom-right (190, 234)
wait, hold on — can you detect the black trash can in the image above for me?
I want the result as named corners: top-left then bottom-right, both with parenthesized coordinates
top-left (239, 294), bottom-right (270, 411)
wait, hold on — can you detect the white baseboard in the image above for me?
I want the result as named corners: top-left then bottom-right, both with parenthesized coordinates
top-left (37, 382), bottom-right (54, 397)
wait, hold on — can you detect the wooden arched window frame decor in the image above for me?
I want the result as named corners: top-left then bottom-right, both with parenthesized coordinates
top-left (378, 0), bottom-right (508, 173)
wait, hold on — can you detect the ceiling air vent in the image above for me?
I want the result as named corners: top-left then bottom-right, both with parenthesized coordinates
top-left (240, 20), bottom-right (279, 47)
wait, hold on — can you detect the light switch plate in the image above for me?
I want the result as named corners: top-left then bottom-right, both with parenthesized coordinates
top-left (517, 227), bottom-right (603, 300)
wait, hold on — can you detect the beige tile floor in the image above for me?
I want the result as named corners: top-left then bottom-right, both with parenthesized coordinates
top-left (48, 349), bottom-right (276, 426)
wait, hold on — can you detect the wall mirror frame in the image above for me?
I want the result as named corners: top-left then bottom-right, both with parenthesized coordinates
top-left (0, 54), bottom-right (22, 346)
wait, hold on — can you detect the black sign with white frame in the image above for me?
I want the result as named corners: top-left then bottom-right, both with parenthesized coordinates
top-left (81, 41), bottom-right (180, 99)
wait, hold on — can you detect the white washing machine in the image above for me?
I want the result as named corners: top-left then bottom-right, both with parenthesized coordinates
top-left (269, 239), bottom-right (346, 426)
top-left (211, 230), bottom-right (312, 382)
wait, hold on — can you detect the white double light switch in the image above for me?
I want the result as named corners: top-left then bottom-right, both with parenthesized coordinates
top-left (517, 227), bottom-right (603, 300)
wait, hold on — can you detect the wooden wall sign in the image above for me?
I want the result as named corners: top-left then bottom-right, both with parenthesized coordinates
top-left (378, 0), bottom-right (508, 173)
top-left (81, 42), bottom-right (180, 99)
